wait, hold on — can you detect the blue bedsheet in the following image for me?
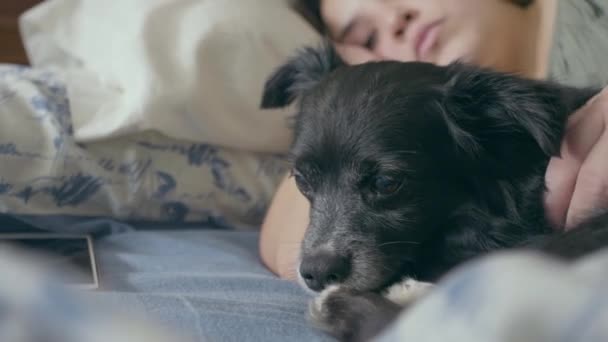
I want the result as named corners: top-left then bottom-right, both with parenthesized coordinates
top-left (0, 220), bottom-right (331, 342)
top-left (3, 220), bottom-right (608, 342)
top-left (92, 228), bottom-right (330, 341)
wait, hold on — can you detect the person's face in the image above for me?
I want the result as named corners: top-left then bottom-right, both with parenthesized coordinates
top-left (321, 0), bottom-right (531, 69)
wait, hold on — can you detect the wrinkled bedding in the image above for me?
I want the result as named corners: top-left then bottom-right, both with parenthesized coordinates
top-left (1, 66), bottom-right (608, 341)
top-left (0, 65), bottom-right (286, 228)
top-left (377, 249), bottom-right (608, 342)
top-left (2, 224), bottom-right (608, 342)
top-left (2, 65), bottom-right (608, 342)
top-left (1, 226), bottom-right (330, 342)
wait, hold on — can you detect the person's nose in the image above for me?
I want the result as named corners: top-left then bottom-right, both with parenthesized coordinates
top-left (373, 9), bottom-right (418, 60)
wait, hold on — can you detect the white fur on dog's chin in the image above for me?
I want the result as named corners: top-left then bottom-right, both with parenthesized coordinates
top-left (382, 278), bottom-right (434, 306)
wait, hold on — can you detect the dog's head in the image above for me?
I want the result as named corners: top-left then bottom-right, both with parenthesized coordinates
top-left (262, 43), bottom-right (596, 292)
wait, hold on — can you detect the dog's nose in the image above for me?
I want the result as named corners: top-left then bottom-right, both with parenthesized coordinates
top-left (299, 251), bottom-right (350, 291)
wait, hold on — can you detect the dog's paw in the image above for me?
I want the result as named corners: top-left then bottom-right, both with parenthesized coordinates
top-left (309, 287), bottom-right (402, 342)
top-left (383, 278), bottom-right (434, 306)
top-left (310, 285), bottom-right (341, 322)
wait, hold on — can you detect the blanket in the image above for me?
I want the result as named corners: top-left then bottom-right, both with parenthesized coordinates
top-left (2, 232), bottom-right (607, 342)
top-left (0, 65), bottom-right (286, 228)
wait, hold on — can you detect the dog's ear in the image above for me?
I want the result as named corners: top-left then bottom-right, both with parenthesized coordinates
top-left (440, 63), bottom-right (597, 164)
top-left (261, 41), bottom-right (344, 109)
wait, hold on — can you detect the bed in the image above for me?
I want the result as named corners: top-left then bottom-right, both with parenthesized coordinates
top-left (0, 0), bottom-right (40, 65)
top-left (1, 0), bottom-right (330, 340)
top-left (2, 1), bottom-right (608, 342)
top-left (91, 226), bottom-right (331, 341)
top-left (3, 215), bottom-right (608, 342)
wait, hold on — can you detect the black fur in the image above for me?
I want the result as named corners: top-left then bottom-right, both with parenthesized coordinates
top-left (261, 42), bottom-right (343, 109)
top-left (262, 43), bottom-right (608, 341)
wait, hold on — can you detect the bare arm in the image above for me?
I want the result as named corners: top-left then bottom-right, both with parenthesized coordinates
top-left (259, 175), bottom-right (310, 280)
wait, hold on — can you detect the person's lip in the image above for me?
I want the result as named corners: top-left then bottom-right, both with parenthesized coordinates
top-left (413, 19), bottom-right (444, 61)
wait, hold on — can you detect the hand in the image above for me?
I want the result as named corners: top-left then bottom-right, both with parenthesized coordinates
top-left (545, 87), bottom-right (608, 229)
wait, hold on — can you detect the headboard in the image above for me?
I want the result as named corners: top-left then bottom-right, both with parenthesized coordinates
top-left (0, 0), bottom-right (42, 65)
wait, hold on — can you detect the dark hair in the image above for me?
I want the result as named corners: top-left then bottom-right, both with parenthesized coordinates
top-left (510, 0), bottom-right (535, 7)
top-left (293, 0), bottom-right (535, 33)
top-left (292, 0), bottom-right (324, 33)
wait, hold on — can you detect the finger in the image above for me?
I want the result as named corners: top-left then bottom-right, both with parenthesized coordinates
top-left (544, 103), bottom-right (597, 228)
top-left (564, 89), bottom-right (608, 227)
top-left (544, 89), bottom-right (608, 228)
top-left (565, 131), bottom-right (608, 228)
top-left (565, 87), bottom-right (608, 126)
top-left (544, 155), bottom-right (579, 228)
top-left (562, 90), bottom-right (608, 158)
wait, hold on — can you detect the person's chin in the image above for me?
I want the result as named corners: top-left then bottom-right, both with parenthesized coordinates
top-left (434, 35), bottom-right (478, 66)
top-left (437, 47), bottom-right (474, 66)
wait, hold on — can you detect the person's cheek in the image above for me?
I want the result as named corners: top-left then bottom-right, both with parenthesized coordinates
top-left (434, 31), bottom-right (473, 66)
top-left (334, 43), bottom-right (385, 65)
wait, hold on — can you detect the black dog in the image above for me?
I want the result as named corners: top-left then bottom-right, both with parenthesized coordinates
top-left (261, 42), bottom-right (608, 342)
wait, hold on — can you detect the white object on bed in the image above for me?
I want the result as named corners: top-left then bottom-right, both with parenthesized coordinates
top-left (19, 0), bottom-right (320, 153)
top-left (0, 65), bottom-right (288, 227)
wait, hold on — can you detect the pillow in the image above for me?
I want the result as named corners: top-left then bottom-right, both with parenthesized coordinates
top-left (19, 0), bottom-right (320, 153)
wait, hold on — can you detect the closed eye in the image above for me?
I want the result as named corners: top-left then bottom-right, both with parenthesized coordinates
top-left (364, 30), bottom-right (377, 50)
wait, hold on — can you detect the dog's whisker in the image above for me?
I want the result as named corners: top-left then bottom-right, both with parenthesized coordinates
top-left (378, 240), bottom-right (421, 247)
top-left (380, 264), bottom-right (398, 274)
top-left (388, 149), bottom-right (419, 154)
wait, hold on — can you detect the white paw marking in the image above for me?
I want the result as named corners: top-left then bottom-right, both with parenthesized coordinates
top-left (309, 284), bottom-right (341, 324)
top-left (383, 278), bottom-right (434, 306)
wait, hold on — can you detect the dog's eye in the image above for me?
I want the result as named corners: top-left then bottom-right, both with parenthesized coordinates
top-left (293, 171), bottom-right (312, 196)
top-left (373, 175), bottom-right (401, 195)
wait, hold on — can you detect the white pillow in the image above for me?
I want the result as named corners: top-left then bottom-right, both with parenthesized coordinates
top-left (19, 0), bottom-right (320, 153)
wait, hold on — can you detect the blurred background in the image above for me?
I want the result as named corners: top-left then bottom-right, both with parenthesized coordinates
top-left (0, 0), bottom-right (40, 64)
